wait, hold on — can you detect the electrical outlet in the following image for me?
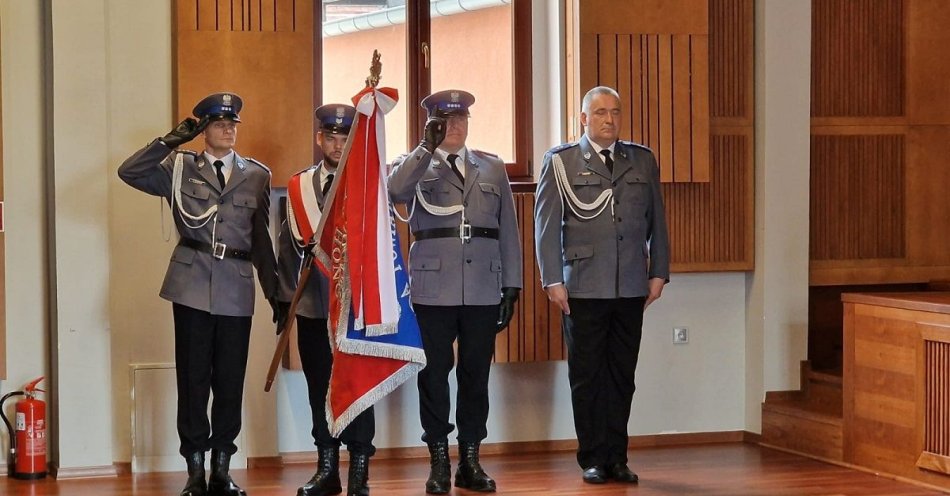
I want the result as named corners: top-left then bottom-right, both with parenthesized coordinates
top-left (673, 327), bottom-right (689, 344)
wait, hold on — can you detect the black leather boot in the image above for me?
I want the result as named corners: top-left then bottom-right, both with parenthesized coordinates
top-left (425, 441), bottom-right (451, 494)
top-left (180, 451), bottom-right (207, 496)
top-left (297, 446), bottom-right (342, 496)
top-left (346, 453), bottom-right (370, 496)
top-left (454, 442), bottom-right (496, 492)
top-left (207, 449), bottom-right (247, 496)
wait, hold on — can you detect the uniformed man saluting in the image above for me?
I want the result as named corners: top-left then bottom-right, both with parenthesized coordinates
top-left (118, 93), bottom-right (283, 496)
top-left (277, 104), bottom-right (376, 496)
top-left (534, 86), bottom-right (670, 486)
top-left (388, 90), bottom-right (522, 494)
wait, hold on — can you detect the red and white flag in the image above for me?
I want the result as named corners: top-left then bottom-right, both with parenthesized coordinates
top-left (312, 85), bottom-right (426, 435)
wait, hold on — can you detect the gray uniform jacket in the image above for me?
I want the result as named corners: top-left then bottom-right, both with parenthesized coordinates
top-left (388, 145), bottom-right (523, 306)
top-left (534, 135), bottom-right (670, 299)
top-left (118, 140), bottom-right (278, 316)
top-left (276, 163), bottom-right (331, 319)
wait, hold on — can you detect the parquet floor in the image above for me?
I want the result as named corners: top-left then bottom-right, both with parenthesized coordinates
top-left (2, 443), bottom-right (946, 495)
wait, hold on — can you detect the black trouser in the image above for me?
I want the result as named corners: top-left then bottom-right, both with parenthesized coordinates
top-left (414, 304), bottom-right (498, 444)
top-left (297, 315), bottom-right (376, 456)
top-left (562, 297), bottom-right (645, 469)
top-left (173, 303), bottom-right (252, 457)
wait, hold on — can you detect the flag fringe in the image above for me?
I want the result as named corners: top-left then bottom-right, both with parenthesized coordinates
top-left (326, 362), bottom-right (424, 437)
top-left (337, 337), bottom-right (427, 364)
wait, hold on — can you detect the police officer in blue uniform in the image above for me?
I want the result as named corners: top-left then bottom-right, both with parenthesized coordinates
top-left (119, 92), bottom-right (284, 496)
top-left (277, 104), bottom-right (376, 496)
top-left (388, 90), bottom-right (523, 494)
top-left (534, 86), bottom-right (670, 485)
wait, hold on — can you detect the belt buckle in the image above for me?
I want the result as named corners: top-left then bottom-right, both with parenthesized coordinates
top-left (459, 223), bottom-right (472, 242)
top-left (213, 242), bottom-right (227, 260)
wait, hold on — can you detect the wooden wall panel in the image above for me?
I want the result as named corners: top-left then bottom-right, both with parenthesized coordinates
top-left (812, 0), bottom-right (904, 117)
top-left (710, 0), bottom-right (752, 121)
top-left (921, 338), bottom-right (950, 463)
top-left (842, 296), bottom-right (950, 488)
top-left (493, 193), bottom-right (566, 363)
top-left (184, 0), bottom-right (294, 32)
top-left (667, 0), bottom-right (754, 271)
top-left (588, 32), bottom-right (710, 183)
top-left (810, 0), bottom-right (950, 285)
top-left (810, 134), bottom-right (905, 261)
top-left (175, 0), bottom-right (313, 185)
top-left (665, 132), bottom-right (751, 269)
top-left (575, 0), bottom-right (711, 183)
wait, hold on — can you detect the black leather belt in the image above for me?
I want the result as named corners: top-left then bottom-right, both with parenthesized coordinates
top-left (178, 237), bottom-right (252, 261)
top-left (413, 226), bottom-right (499, 241)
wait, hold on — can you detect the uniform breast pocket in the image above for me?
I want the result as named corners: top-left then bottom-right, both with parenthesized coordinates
top-left (410, 257), bottom-right (441, 298)
top-left (571, 175), bottom-right (604, 204)
top-left (180, 184), bottom-right (212, 211)
top-left (477, 182), bottom-right (501, 217)
top-left (420, 180), bottom-right (449, 203)
top-left (625, 175), bottom-right (651, 205)
top-left (232, 193), bottom-right (258, 220)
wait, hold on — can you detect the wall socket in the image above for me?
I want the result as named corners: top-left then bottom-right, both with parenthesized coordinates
top-left (673, 327), bottom-right (689, 344)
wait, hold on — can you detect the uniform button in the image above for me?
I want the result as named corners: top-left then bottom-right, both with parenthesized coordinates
top-left (219, 199), bottom-right (224, 204)
top-left (218, 218), bottom-right (224, 223)
top-left (466, 259), bottom-right (472, 264)
top-left (464, 202), bottom-right (469, 207)
top-left (217, 237), bottom-right (223, 241)
top-left (618, 235), bottom-right (624, 241)
top-left (617, 217), bottom-right (622, 222)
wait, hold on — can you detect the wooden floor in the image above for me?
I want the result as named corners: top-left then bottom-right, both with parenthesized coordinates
top-left (2, 444), bottom-right (947, 495)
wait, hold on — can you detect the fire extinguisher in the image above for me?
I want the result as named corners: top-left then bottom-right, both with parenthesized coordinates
top-left (0, 376), bottom-right (47, 479)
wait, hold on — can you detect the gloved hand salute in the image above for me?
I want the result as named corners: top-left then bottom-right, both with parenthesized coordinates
top-left (160, 115), bottom-right (210, 148)
top-left (420, 116), bottom-right (446, 153)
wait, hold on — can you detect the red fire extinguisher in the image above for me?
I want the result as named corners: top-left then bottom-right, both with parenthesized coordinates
top-left (1, 376), bottom-right (47, 479)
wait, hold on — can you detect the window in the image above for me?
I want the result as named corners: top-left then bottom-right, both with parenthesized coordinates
top-left (317, 0), bottom-right (532, 177)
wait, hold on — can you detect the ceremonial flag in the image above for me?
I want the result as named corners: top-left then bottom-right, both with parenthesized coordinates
top-left (312, 85), bottom-right (426, 436)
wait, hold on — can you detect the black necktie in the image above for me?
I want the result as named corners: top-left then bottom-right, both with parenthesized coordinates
top-left (213, 160), bottom-right (226, 189)
top-left (600, 149), bottom-right (614, 174)
top-left (322, 173), bottom-right (334, 198)
top-left (447, 154), bottom-right (464, 183)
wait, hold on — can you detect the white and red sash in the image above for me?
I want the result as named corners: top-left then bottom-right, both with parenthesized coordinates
top-left (286, 167), bottom-right (322, 246)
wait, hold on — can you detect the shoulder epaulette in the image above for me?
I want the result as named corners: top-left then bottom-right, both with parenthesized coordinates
top-left (292, 164), bottom-right (320, 177)
top-left (548, 141), bottom-right (579, 155)
top-left (619, 140), bottom-right (652, 152)
top-left (244, 157), bottom-right (271, 172)
top-left (177, 149), bottom-right (199, 157)
top-left (471, 149), bottom-right (500, 159)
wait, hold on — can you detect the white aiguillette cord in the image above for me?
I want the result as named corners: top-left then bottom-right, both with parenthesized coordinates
top-left (166, 152), bottom-right (222, 242)
top-left (552, 152), bottom-right (614, 220)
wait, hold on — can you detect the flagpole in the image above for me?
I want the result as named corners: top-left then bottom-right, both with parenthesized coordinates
top-left (264, 51), bottom-right (383, 393)
top-left (264, 250), bottom-right (314, 392)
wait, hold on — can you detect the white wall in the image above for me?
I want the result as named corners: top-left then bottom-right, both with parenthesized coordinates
top-left (0, 0), bottom-right (51, 466)
top-left (0, 0), bottom-right (807, 470)
top-left (746, 0), bottom-right (812, 432)
top-left (278, 273), bottom-right (748, 452)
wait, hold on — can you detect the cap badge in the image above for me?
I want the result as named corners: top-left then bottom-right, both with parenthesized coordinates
top-left (336, 107), bottom-right (346, 118)
top-left (223, 94), bottom-right (232, 105)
